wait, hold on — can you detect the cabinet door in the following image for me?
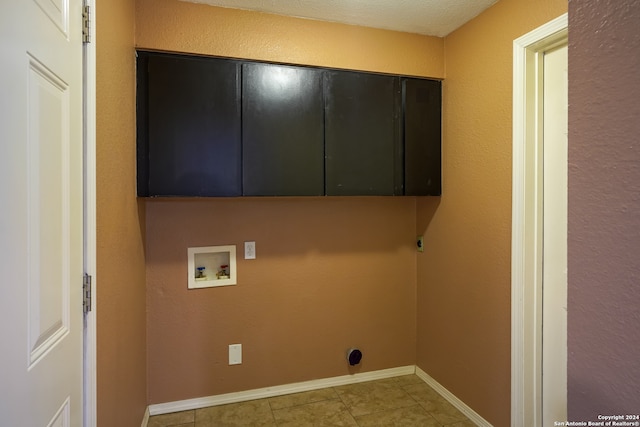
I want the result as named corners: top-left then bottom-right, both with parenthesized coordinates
top-left (403, 78), bottom-right (442, 196)
top-left (324, 70), bottom-right (402, 196)
top-left (138, 53), bottom-right (241, 196)
top-left (242, 63), bottom-right (324, 196)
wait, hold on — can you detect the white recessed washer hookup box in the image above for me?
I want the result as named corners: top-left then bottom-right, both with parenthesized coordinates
top-left (187, 245), bottom-right (237, 289)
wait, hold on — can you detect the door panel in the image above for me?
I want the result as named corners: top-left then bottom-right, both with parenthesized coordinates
top-left (33, 0), bottom-right (70, 35)
top-left (0, 0), bottom-right (84, 425)
top-left (27, 56), bottom-right (72, 367)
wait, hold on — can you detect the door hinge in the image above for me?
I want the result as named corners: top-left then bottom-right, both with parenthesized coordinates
top-left (82, 5), bottom-right (91, 44)
top-left (83, 273), bottom-right (92, 314)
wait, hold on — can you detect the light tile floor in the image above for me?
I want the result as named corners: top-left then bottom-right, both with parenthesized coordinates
top-left (148, 375), bottom-right (477, 427)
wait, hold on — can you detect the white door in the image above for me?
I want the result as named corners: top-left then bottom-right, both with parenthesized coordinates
top-left (0, 0), bottom-right (84, 426)
top-left (542, 43), bottom-right (568, 425)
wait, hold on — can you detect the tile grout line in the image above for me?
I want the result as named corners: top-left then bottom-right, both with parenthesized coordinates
top-left (333, 385), bottom-right (361, 427)
top-left (400, 383), bottom-right (444, 427)
top-left (266, 398), bottom-right (277, 426)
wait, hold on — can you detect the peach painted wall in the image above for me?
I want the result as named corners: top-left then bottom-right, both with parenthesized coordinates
top-left (416, 0), bottom-right (567, 425)
top-left (136, 0), bottom-right (444, 405)
top-left (96, 0), bottom-right (147, 424)
top-left (135, 0), bottom-right (444, 78)
top-left (146, 198), bottom-right (417, 403)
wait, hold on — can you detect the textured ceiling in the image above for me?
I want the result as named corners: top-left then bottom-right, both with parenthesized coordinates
top-left (181, 0), bottom-right (498, 37)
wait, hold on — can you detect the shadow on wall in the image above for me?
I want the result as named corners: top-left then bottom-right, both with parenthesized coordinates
top-left (138, 199), bottom-right (147, 258)
top-left (143, 196), bottom-right (441, 259)
top-left (416, 196), bottom-right (441, 237)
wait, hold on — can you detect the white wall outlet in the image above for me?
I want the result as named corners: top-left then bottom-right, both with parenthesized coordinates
top-left (229, 344), bottom-right (242, 365)
top-left (244, 241), bottom-right (256, 259)
top-left (417, 236), bottom-right (424, 252)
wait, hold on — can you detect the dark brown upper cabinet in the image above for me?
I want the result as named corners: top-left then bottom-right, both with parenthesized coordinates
top-left (137, 51), bottom-right (441, 198)
top-left (137, 52), bottom-right (241, 197)
top-left (242, 63), bottom-right (325, 196)
top-left (324, 70), bottom-right (403, 196)
top-left (403, 78), bottom-right (442, 196)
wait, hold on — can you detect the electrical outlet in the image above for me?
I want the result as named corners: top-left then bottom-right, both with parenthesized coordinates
top-left (229, 344), bottom-right (242, 365)
top-left (417, 236), bottom-right (424, 252)
top-left (244, 241), bottom-right (256, 259)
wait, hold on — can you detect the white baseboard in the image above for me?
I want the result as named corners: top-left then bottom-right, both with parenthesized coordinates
top-left (415, 367), bottom-right (493, 427)
top-left (148, 365), bottom-right (416, 416)
top-left (140, 406), bottom-right (150, 427)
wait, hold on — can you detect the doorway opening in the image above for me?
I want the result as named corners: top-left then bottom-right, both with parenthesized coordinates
top-left (511, 13), bottom-right (568, 427)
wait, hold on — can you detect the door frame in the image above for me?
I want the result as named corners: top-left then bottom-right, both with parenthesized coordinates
top-left (511, 13), bottom-right (568, 426)
top-left (83, 0), bottom-right (97, 425)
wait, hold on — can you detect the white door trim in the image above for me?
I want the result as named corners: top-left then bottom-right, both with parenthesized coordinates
top-left (511, 13), bottom-right (568, 427)
top-left (83, 0), bottom-right (97, 425)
